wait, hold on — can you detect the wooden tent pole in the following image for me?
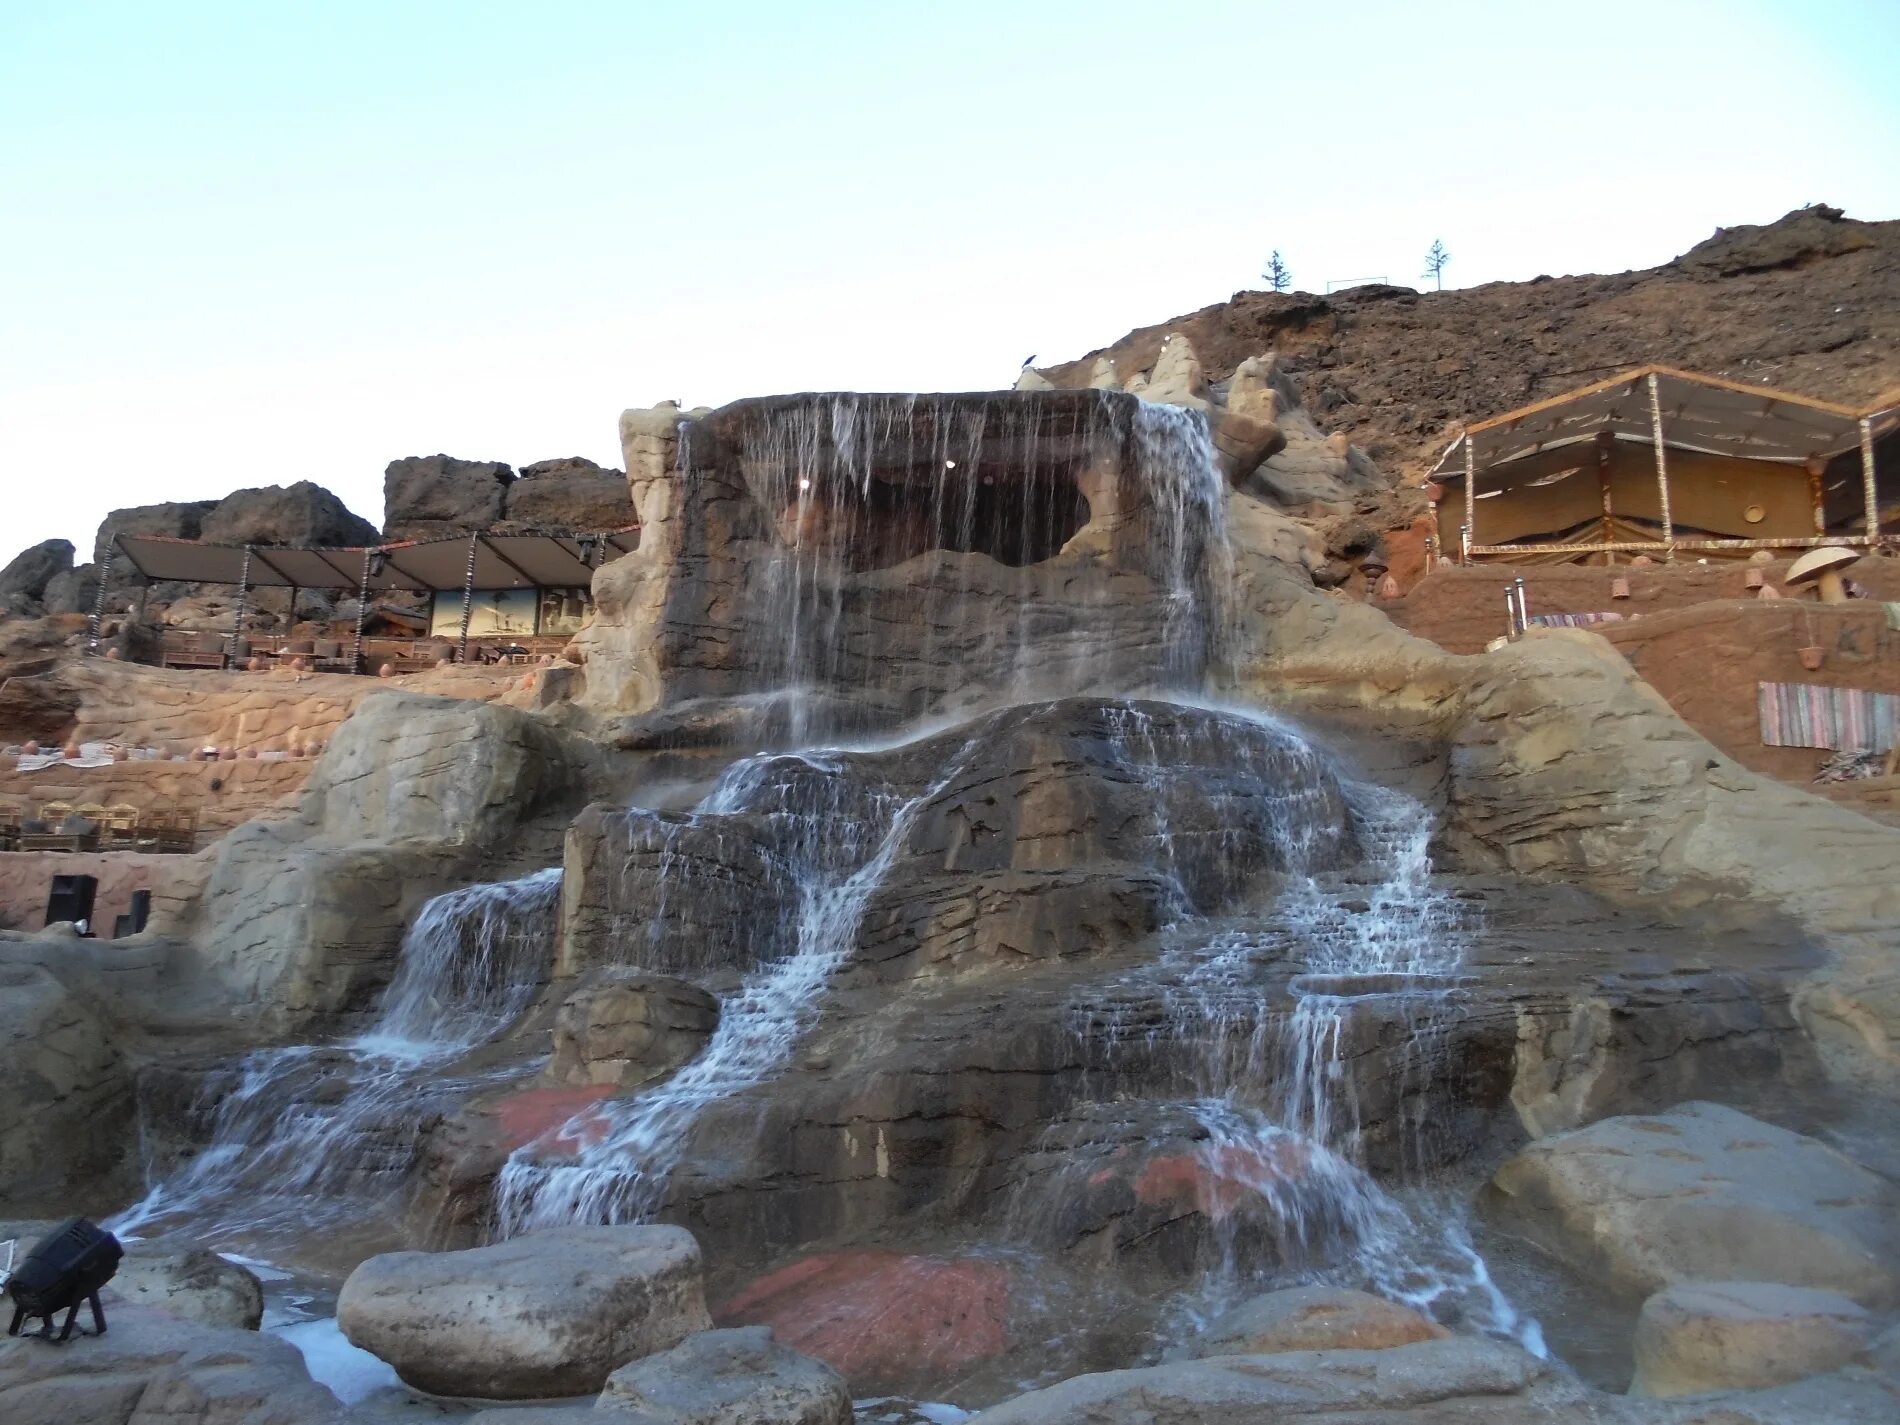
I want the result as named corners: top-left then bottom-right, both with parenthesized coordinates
top-left (457, 533), bottom-right (480, 664)
top-left (1597, 435), bottom-right (1615, 566)
top-left (1861, 416), bottom-right (1879, 543)
top-left (351, 548), bottom-right (373, 674)
top-left (1646, 373), bottom-right (1675, 562)
top-left (87, 540), bottom-right (117, 653)
top-left (1462, 429), bottom-right (1477, 564)
top-left (226, 547), bottom-right (253, 671)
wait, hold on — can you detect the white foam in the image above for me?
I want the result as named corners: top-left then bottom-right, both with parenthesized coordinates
top-left (274, 1317), bottom-right (400, 1406)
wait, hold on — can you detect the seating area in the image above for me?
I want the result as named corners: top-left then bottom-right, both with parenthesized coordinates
top-left (0, 799), bottom-right (198, 854)
top-left (158, 629), bottom-right (574, 674)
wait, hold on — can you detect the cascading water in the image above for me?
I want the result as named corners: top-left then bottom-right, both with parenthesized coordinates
top-left (714, 393), bottom-right (1232, 736)
top-left (1058, 720), bottom-right (1538, 1346)
top-left (114, 868), bottom-right (561, 1246)
top-left (494, 743), bottom-right (981, 1234)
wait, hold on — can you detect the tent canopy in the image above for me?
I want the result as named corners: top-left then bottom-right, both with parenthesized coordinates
top-left (112, 529), bottom-right (641, 592)
top-left (1432, 366), bottom-right (1868, 488)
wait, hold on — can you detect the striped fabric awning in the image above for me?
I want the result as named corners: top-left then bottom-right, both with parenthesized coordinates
top-left (1758, 681), bottom-right (1900, 753)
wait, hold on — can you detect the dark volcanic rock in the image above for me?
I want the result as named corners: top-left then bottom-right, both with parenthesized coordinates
top-left (384, 453), bottom-right (515, 540)
top-left (0, 539), bottom-right (74, 612)
top-left (93, 499), bottom-right (219, 565)
top-left (505, 456), bottom-right (633, 532)
top-left (198, 480), bottom-right (379, 548)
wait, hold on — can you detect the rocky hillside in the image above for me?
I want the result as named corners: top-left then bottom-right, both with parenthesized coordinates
top-left (1041, 205), bottom-right (1900, 495)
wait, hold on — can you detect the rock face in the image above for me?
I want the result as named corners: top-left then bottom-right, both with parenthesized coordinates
top-left (197, 481), bottom-right (379, 549)
top-left (108, 1248), bottom-right (265, 1331)
top-left (508, 456), bottom-right (634, 531)
top-left (600, 1326), bottom-right (852, 1425)
top-left (177, 690), bottom-right (576, 1025)
top-left (576, 391), bottom-right (1232, 720)
top-left (0, 539), bottom-right (75, 614)
top-left (0, 1305), bottom-right (340, 1425)
top-left (1184, 1285), bottom-right (1449, 1358)
top-left (717, 1252), bottom-right (1012, 1397)
top-left (335, 1224), bottom-right (712, 1400)
top-left (547, 972), bottom-right (720, 1089)
top-left (1485, 1101), bottom-right (1900, 1306)
top-left (0, 964), bottom-right (133, 1214)
top-left (1629, 1280), bottom-right (1873, 1398)
top-left (384, 454), bottom-right (516, 540)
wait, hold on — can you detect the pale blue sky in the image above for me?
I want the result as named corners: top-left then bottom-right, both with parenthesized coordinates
top-left (4, 0), bottom-right (1896, 555)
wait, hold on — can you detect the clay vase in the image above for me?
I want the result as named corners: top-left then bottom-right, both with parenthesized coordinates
top-left (1744, 569), bottom-right (1765, 589)
top-left (1758, 584), bottom-right (1782, 601)
top-left (247, 656), bottom-right (264, 672)
top-left (112, 746), bottom-right (130, 763)
top-left (1610, 577), bottom-right (1631, 600)
top-left (1799, 646), bottom-right (1826, 671)
top-left (241, 747), bottom-right (258, 759)
top-left (1377, 575), bottom-right (1401, 600)
top-left (1630, 555), bottom-right (1654, 568)
top-left (22, 740), bottom-right (39, 756)
top-left (378, 663), bottom-right (395, 678)
top-left (217, 746), bottom-right (236, 762)
top-left (104, 646), bottom-right (123, 660)
top-left (62, 742), bottom-right (82, 760)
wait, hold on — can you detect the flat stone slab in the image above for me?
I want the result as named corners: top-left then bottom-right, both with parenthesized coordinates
top-left (1630, 1279), bottom-right (1873, 1398)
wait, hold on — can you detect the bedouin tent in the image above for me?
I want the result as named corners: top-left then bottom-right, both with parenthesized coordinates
top-left (100, 527), bottom-right (640, 667)
top-left (1429, 366), bottom-right (1893, 565)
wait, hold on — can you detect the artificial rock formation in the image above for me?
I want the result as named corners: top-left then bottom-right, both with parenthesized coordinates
top-left (599, 1326), bottom-right (852, 1425)
top-left (1485, 1101), bottom-right (1900, 1306)
top-left (1628, 1280), bottom-right (1873, 1398)
top-left (336, 1224), bottom-right (712, 1400)
top-left (547, 972), bottom-right (720, 1089)
top-left (1183, 1285), bottom-right (1449, 1358)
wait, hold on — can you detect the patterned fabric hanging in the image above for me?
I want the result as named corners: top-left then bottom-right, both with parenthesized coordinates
top-left (1758, 681), bottom-right (1900, 753)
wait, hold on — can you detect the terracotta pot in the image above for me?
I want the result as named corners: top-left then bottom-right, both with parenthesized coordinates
top-left (1630, 555), bottom-right (1654, 568)
top-left (1377, 575), bottom-right (1401, 600)
top-left (378, 663), bottom-right (396, 678)
top-left (217, 746), bottom-right (236, 761)
top-left (62, 742), bottom-right (82, 760)
top-left (104, 646), bottom-right (123, 660)
top-left (1610, 577), bottom-right (1631, 600)
top-left (112, 746), bottom-right (129, 763)
top-left (247, 656), bottom-right (264, 672)
top-left (1758, 584), bottom-right (1782, 601)
top-left (22, 740), bottom-right (39, 756)
top-left (1798, 645), bottom-right (1826, 671)
top-left (241, 747), bottom-right (258, 759)
top-left (1744, 569), bottom-right (1765, 589)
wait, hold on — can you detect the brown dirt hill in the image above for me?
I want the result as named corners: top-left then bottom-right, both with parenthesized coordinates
top-left (1042, 205), bottom-right (1900, 493)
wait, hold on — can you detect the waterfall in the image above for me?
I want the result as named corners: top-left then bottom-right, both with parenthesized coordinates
top-left (712, 391), bottom-right (1230, 734)
top-left (113, 869), bottom-right (561, 1245)
top-left (494, 740), bottom-right (983, 1234)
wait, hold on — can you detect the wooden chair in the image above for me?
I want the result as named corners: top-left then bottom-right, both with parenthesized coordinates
top-left (37, 800), bottom-right (74, 825)
top-left (0, 799), bottom-right (21, 852)
top-left (74, 801), bottom-right (109, 825)
top-left (161, 631), bottom-right (226, 670)
top-left (104, 803), bottom-right (142, 850)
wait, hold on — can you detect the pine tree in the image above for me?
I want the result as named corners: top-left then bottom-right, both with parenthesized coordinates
top-left (1423, 239), bottom-right (1450, 291)
top-left (1263, 250), bottom-right (1291, 293)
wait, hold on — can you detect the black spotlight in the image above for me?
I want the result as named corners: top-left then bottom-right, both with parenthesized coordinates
top-left (5, 1218), bottom-right (124, 1342)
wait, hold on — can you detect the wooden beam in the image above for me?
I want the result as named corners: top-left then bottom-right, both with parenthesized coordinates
top-left (1469, 535), bottom-right (1879, 556)
top-left (1862, 416), bottom-right (1880, 539)
top-left (1463, 430), bottom-right (1476, 563)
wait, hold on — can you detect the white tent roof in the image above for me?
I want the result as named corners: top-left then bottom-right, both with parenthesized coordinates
top-left (112, 529), bottom-right (640, 592)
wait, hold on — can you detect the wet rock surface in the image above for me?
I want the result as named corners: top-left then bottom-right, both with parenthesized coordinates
top-left (1182, 1285), bottom-right (1448, 1358)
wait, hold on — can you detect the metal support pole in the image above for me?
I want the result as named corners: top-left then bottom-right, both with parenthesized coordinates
top-left (287, 583), bottom-right (300, 636)
top-left (1503, 588), bottom-right (1519, 638)
top-left (457, 533), bottom-right (479, 664)
top-left (226, 547), bottom-right (253, 671)
top-left (1646, 373), bottom-right (1675, 561)
top-left (1860, 416), bottom-right (1879, 543)
top-left (134, 575), bottom-right (150, 623)
top-left (87, 543), bottom-right (117, 653)
top-left (352, 547), bottom-right (373, 674)
top-left (1806, 455), bottom-right (1828, 536)
top-left (1462, 429), bottom-right (1477, 564)
top-left (1514, 576), bottom-right (1529, 634)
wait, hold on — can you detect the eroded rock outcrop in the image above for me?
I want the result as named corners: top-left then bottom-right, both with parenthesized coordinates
top-left (599, 1326), bottom-right (852, 1425)
top-left (1629, 1280), bottom-right (1874, 1398)
top-left (1183, 1285), bottom-right (1448, 1358)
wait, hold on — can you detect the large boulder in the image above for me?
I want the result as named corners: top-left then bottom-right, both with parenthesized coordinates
top-left (0, 1305), bottom-right (340, 1425)
top-left (1628, 1280), bottom-right (1873, 1398)
top-left (506, 456), bottom-right (633, 532)
top-left (1183, 1285), bottom-right (1447, 1358)
top-left (335, 1224), bottom-right (711, 1400)
top-left (600, 1326), bottom-right (851, 1424)
top-left (0, 539), bottom-right (74, 612)
top-left (547, 972), bottom-right (719, 1089)
top-left (198, 481), bottom-right (378, 549)
top-left (0, 964), bottom-right (134, 1214)
top-left (1485, 1101), bottom-right (1900, 1306)
top-left (384, 454), bottom-right (515, 540)
top-left (109, 1248), bottom-right (265, 1331)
